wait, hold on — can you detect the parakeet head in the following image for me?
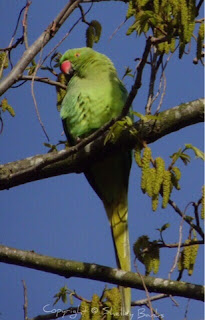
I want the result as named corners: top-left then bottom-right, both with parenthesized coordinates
top-left (59, 47), bottom-right (115, 78)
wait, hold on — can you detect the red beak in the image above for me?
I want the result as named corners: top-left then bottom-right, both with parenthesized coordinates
top-left (60, 60), bottom-right (72, 74)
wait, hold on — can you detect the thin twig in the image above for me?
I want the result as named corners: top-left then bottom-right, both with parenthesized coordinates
top-left (121, 36), bottom-right (153, 117)
top-left (193, 201), bottom-right (201, 227)
top-left (156, 71), bottom-right (166, 113)
top-left (149, 70), bottom-right (163, 107)
top-left (155, 46), bottom-right (178, 113)
top-left (0, 0), bottom-right (81, 96)
top-left (109, 18), bottom-right (128, 41)
top-left (132, 293), bottom-right (168, 306)
top-left (11, 80), bottom-right (27, 88)
top-left (145, 48), bottom-right (158, 114)
top-left (31, 39), bottom-right (50, 141)
top-left (183, 298), bottom-right (190, 320)
top-left (41, 2), bottom-right (93, 67)
top-left (22, 0), bottom-right (31, 50)
top-left (7, 3), bottom-right (27, 68)
top-left (0, 3), bottom-right (26, 76)
top-left (145, 304), bottom-right (164, 320)
top-left (41, 20), bottom-right (80, 67)
top-left (168, 216), bottom-right (184, 279)
top-left (19, 75), bottom-right (66, 89)
top-left (169, 295), bottom-right (179, 307)
top-left (146, 51), bottom-right (165, 114)
top-left (196, 0), bottom-right (204, 16)
top-left (168, 198), bottom-right (204, 240)
top-left (0, 37), bottom-right (24, 52)
top-left (121, 35), bottom-right (172, 117)
top-left (0, 115), bottom-right (3, 134)
top-left (134, 259), bottom-right (154, 320)
top-left (78, 4), bottom-right (90, 25)
top-left (67, 288), bottom-right (91, 303)
top-left (195, 18), bottom-right (205, 23)
top-left (22, 280), bottom-right (28, 320)
top-left (157, 239), bottom-right (203, 249)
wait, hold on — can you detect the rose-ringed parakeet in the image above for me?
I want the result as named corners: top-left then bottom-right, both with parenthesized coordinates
top-left (59, 47), bottom-right (132, 318)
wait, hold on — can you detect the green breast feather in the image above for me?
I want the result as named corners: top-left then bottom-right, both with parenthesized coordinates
top-left (60, 48), bottom-right (128, 140)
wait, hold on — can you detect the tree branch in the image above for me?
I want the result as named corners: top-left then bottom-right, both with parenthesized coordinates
top-left (0, 99), bottom-right (204, 191)
top-left (30, 307), bottom-right (80, 320)
top-left (19, 75), bottom-right (67, 89)
top-left (0, 36), bottom-right (24, 52)
top-left (168, 198), bottom-right (204, 240)
top-left (132, 294), bottom-right (169, 306)
top-left (158, 240), bottom-right (204, 248)
top-left (22, 280), bottom-right (28, 320)
top-left (0, 0), bottom-right (81, 96)
top-left (0, 245), bottom-right (204, 301)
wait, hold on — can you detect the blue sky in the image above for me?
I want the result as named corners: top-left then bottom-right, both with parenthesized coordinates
top-left (0, 1), bottom-right (204, 319)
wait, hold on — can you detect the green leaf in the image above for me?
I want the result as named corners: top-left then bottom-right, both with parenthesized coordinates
top-left (127, 10), bottom-right (161, 36)
top-left (161, 223), bottom-right (170, 232)
top-left (185, 215), bottom-right (194, 222)
top-left (62, 292), bottom-right (67, 304)
top-left (157, 223), bottom-right (170, 233)
top-left (122, 67), bottom-right (134, 80)
top-left (1, 98), bottom-right (15, 117)
top-left (126, 20), bottom-right (138, 36)
top-left (43, 142), bottom-right (58, 153)
top-left (53, 295), bottom-right (60, 306)
top-left (126, 0), bottom-right (135, 19)
top-left (170, 148), bottom-right (191, 165)
top-left (44, 143), bottom-right (52, 148)
top-left (0, 52), bottom-right (9, 69)
top-left (185, 144), bottom-right (205, 161)
top-left (132, 111), bottom-right (162, 121)
top-left (104, 116), bottom-right (133, 145)
top-left (52, 52), bottom-right (62, 67)
top-left (170, 148), bottom-right (183, 162)
top-left (179, 153), bottom-right (191, 165)
top-left (28, 65), bottom-right (36, 75)
top-left (53, 286), bottom-right (68, 305)
top-left (31, 59), bottom-right (36, 66)
top-left (69, 292), bottom-right (74, 305)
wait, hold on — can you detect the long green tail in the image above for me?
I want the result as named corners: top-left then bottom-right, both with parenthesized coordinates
top-left (104, 196), bottom-right (131, 318)
top-left (85, 152), bottom-right (131, 319)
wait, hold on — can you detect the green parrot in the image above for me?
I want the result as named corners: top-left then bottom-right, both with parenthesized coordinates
top-left (59, 47), bottom-right (132, 318)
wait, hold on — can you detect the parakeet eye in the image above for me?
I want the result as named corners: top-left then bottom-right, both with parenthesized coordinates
top-left (75, 52), bottom-right (80, 57)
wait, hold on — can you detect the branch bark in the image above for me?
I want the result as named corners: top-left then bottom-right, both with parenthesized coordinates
top-left (0, 0), bottom-right (80, 96)
top-left (0, 245), bottom-right (204, 301)
top-left (0, 98), bottom-right (204, 191)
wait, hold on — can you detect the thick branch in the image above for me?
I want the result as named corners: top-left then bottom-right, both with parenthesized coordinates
top-left (0, 99), bottom-right (204, 191)
top-left (0, 245), bottom-right (203, 301)
top-left (0, 0), bottom-right (80, 96)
